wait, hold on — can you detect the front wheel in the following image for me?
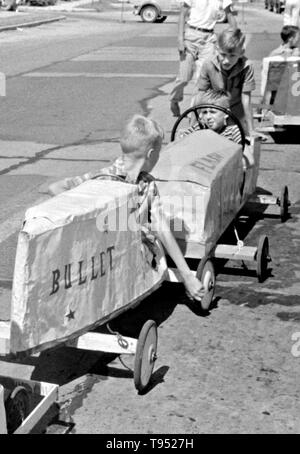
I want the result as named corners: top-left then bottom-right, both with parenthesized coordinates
top-left (134, 320), bottom-right (158, 393)
top-left (140, 5), bottom-right (159, 23)
top-left (280, 185), bottom-right (289, 222)
top-left (196, 258), bottom-right (216, 311)
top-left (256, 235), bottom-right (270, 283)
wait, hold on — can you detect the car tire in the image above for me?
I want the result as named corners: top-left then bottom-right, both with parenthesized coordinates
top-left (156, 15), bottom-right (167, 23)
top-left (140, 5), bottom-right (159, 22)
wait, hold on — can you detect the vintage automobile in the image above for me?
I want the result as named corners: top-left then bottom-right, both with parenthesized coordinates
top-left (132, 0), bottom-right (231, 23)
top-left (132, 0), bottom-right (179, 22)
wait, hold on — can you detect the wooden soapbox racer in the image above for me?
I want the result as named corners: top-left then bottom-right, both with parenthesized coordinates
top-left (152, 103), bottom-right (290, 311)
top-left (255, 56), bottom-right (300, 134)
top-left (0, 105), bottom-right (291, 432)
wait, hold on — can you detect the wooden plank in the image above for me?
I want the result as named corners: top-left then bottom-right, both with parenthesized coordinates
top-left (273, 115), bottom-right (300, 126)
top-left (213, 244), bottom-right (257, 261)
top-left (0, 321), bottom-right (10, 356)
top-left (256, 126), bottom-right (286, 132)
top-left (67, 332), bottom-right (137, 355)
top-left (14, 382), bottom-right (58, 435)
top-left (0, 385), bottom-right (7, 434)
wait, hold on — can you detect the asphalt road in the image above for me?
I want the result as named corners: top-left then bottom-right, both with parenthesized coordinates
top-left (0, 3), bottom-right (300, 435)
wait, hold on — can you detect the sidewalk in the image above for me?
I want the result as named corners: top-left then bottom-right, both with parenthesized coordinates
top-left (0, 0), bottom-right (132, 31)
top-left (18, 0), bottom-right (132, 13)
top-left (0, 9), bottom-right (66, 31)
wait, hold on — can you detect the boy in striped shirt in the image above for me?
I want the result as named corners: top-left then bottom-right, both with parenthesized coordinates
top-left (181, 88), bottom-right (242, 144)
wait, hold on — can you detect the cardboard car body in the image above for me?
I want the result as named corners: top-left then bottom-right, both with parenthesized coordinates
top-left (0, 129), bottom-right (260, 355)
top-left (0, 180), bottom-right (167, 355)
top-left (153, 130), bottom-right (260, 258)
top-left (261, 56), bottom-right (300, 118)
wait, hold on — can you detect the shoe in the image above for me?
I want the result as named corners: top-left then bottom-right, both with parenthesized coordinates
top-left (170, 101), bottom-right (180, 117)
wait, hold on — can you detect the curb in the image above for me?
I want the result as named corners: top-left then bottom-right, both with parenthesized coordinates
top-left (0, 14), bottom-right (66, 32)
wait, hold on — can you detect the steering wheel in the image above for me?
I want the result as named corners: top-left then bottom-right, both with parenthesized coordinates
top-left (170, 104), bottom-right (246, 151)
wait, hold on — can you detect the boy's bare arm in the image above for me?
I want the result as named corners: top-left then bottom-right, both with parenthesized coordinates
top-left (152, 211), bottom-right (203, 301)
top-left (241, 91), bottom-right (253, 136)
top-left (48, 172), bottom-right (93, 196)
top-left (48, 179), bottom-right (71, 196)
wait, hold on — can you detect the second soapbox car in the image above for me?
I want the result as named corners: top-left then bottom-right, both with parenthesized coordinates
top-left (256, 56), bottom-right (300, 133)
top-left (152, 104), bottom-right (290, 310)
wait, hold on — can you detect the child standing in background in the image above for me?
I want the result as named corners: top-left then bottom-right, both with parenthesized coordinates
top-left (194, 28), bottom-right (257, 138)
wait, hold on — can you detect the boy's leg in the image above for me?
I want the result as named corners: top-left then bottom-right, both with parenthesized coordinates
top-left (190, 33), bottom-right (217, 108)
top-left (170, 50), bottom-right (195, 116)
top-left (170, 28), bottom-right (206, 117)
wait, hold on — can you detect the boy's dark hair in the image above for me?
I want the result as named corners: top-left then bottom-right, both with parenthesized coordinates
top-left (280, 25), bottom-right (299, 43)
top-left (217, 27), bottom-right (245, 52)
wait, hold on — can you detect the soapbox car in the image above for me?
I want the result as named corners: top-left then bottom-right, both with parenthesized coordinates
top-left (0, 105), bottom-right (291, 427)
top-left (0, 179), bottom-right (171, 406)
top-left (153, 104), bottom-right (290, 310)
top-left (255, 56), bottom-right (300, 133)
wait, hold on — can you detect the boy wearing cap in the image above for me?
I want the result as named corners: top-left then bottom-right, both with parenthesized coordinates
top-left (181, 89), bottom-right (242, 143)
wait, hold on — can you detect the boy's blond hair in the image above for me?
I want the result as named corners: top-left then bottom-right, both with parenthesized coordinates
top-left (194, 89), bottom-right (230, 109)
top-left (120, 114), bottom-right (164, 156)
top-left (217, 28), bottom-right (245, 52)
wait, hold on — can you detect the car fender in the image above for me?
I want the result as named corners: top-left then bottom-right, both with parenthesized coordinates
top-left (135, 1), bottom-right (163, 16)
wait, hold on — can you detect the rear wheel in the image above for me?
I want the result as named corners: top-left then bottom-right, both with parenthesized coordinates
top-left (5, 386), bottom-right (30, 434)
top-left (140, 5), bottom-right (159, 23)
top-left (280, 185), bottom-right (289, 222)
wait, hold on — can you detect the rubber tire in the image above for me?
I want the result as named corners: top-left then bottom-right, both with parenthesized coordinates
top-left (140, 5), bottom-right (159, 23)
top-left (256, 235), bottom-right (269, 283)
top-left (134, 320), bottom-right (157, 393)
top-left (280, 185), bottom-right (289, 222)
top-left (196, 258), bottom-right (216, 311)
top-left (5, 386), bottom-right (30, 434)
top-left (156, 15), bottom-right (167, 23)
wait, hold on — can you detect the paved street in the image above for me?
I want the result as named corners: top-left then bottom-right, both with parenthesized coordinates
top-left (0, 2), bottom-right (300, 434)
